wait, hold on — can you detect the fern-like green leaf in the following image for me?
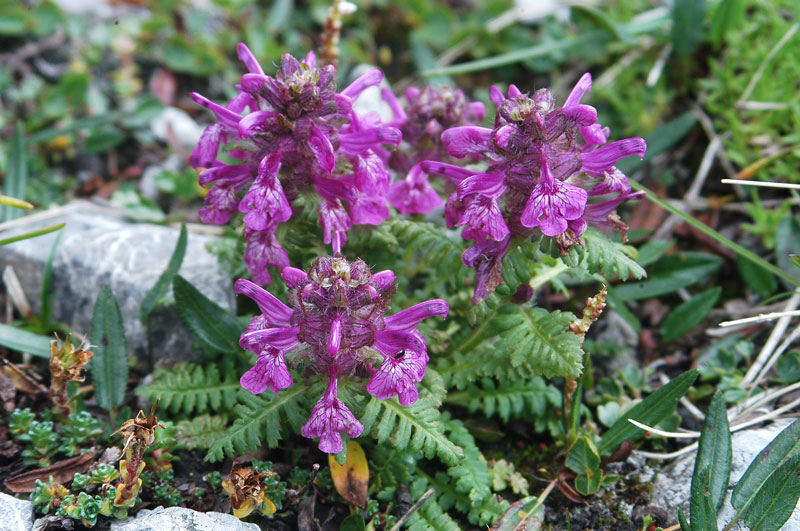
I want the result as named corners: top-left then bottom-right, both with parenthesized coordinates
top-left (444, 418), bottom-right (492, 506)
top-left (419, 367), bottom-right (446, 408)
top-left (383, 219), bottom-right (465, 278)
top-left (581, 228), bottom-right (646, 280)
top-left (360, 396), bottom-right (464, 465)
top-left (205, 386), bottom-right (306, 462)
top-left (136, 363), bottom-right (239, 416)
top-left (175, 415), bottom-right (229, 450)
top-left (466, 377), bottom-right (561, 422)
top-left (406, 478), bottom-right (462, 531)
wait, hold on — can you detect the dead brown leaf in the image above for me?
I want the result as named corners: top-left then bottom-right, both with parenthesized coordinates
top-left (4, 451), bottom-right (96, 493)
top-left (328, 441), bottom-right (368, 509)
top-left (0, 370), bottom-right (16, 412)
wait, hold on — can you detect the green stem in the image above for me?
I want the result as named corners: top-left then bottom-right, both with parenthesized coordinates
top-left (0, 223), bottom-right (66, 246)
top-left (630, 180), bottom-right (800, 287)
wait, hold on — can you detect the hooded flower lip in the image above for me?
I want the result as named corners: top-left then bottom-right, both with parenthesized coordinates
top-left (191, 44), bottom-right (400, 283)
top-left (234, 256), bottom-right (448, 453)
top-left (425, 73), bottom-right (646, 301)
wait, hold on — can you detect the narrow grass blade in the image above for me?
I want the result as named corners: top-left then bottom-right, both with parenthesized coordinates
top-left (0, 323), bottom-right (52, 358)
top-left (2, 122), bottom-right (28, 222)
top-left (0, 223), bottom-right (66, 247)
top-left (629, 181), bottom-right (800, 287)
top-left (598, 369), bottom-right (698, 455)
top-left (140, 224), bottom-right (187, 324)
top-left (89, 286), bottom-right (129, 411)
top-left (0, 195), bottom-right (33, 210)
top-left (690, 391), bottom-right (730, 530)
top-left (41, 230), bottom-right (63, 328)
top-left (173, 275), bottom-right (242, 354)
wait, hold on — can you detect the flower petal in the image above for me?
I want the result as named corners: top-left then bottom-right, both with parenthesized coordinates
top-left (234, 279), bottom-right (293, 325)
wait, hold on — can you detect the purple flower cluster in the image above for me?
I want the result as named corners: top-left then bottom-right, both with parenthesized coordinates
top-left (190, 44), bottom-right (401, 284)
top-left (422, 74), bottom-right (647, 301)
top-left (381, 86), bottom-right (485, 215)
top-left (235, 256), bottom-right (448, 453)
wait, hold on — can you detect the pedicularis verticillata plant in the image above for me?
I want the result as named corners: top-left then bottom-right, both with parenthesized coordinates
top-left (191, 41), bottom-right (647, 461)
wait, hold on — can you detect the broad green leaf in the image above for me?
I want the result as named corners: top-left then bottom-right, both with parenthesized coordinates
top-left (738, 253), bottom-right (777, 297)
top-left (776, 214), bottom-right (800, 286)
top-left (613, 252), bottom-right (722, 301)
top-left (339, 515), bottom-right (366, 531)
top-left (709, 0), bottom-right (745, 47)
top-left (89, 286), bottom-right (129, 411)
top-left (0, 323), bottom-right (52, 358)
top-left (690, 391), bottom-right (730, 530)
top-left (742, 452), bottom-right (800, 531)
top-left (672, 0), bottom-right (707, 59)
top-left (140, 225), bottom-right (187, 324)
top-left (566, 436), bottom-right (600, 476)
top-left (733, 418), bottom-right (800, 511)
top-left (636, 239), bottom-right (675, 267)
top-left (598, 370), bottom-right (698, 455)
top-left (606, 287), bottom-right (642, 334)
top-left (660, 287), bottom-right (722, 342)
top-left (172, 275), bottom-right (242, 354)
top-left (2, 122), bottom-right (28, 222)
top-left (617, 113), bottom-right (697, 175)
top-left (575, 471), bottom-right (602, 496)
top-left (41, 230), bottom-right (63, 327)
top-left (83, 128), bottom-right (125, 154)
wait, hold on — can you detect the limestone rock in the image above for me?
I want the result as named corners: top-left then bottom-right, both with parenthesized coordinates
top-left (110, 506), bottom-right (259, 531)
top-left (0, 492), bottom-right (35, 531)
top-left (0, 201), bottom-right (234, 365)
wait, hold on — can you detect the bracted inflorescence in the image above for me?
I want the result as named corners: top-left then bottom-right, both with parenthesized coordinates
top-left (190, 44), bottom-right (401, 284)
top-left (422, 73), bottom-right (647, 302)
top-left (235, 256), bottom-right (448, 453)
top-left (381, 85), bottom-right (485, 215)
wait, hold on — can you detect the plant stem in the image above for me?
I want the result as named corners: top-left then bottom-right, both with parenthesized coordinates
top-left (0, 223), bottom-right (66, 247)
top-left (630, 180), bottom-right (799, 286)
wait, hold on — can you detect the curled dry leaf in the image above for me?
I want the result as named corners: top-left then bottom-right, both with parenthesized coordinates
top-left (4, 451), bottom-right (96, 493)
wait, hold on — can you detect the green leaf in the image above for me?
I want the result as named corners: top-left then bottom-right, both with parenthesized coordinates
top-left (41, 230), bottom-right (63, 328)
top-left (0, 223), bottom-right (65, 247)
top-left (709, 0), bottom-right (745, 47)
top-left (172, 275), bottom-right (242, 354)
top-left (733, 418), bottom-right (800, 511)
top-left (135, 362), bottom-right (239, 416)
top-left (678, 507), bottom-right (691, 531)
top-left (89, 286), bottom-right (129, 412)
top-left (490, 497), bottom-right (544, 531)
top-left (581, 228), bottom-right (646, 280)
top-left (617, 113), bottom-right (697, 175)
top-left (360, 396), bottom-right (464, 466)
top-left (672, 0), bottom-right (708, 59)
top-left (575, 471), bottom-right (602, 496)
top-left (566, 436), bottom-right (601, 476)
top-left (444, 419), bottom-right (492, 506)
top-left (613, 252), bottom-right (722, 301)
top-left (776, 214), bottom-right (800, 286)
top-left (690, 391), bottom-right (730, 530)
top-left (83, 128), bottom-right (125, 154)
top-left (742, 452), bottom-right (800, 531)
top-left (0, 323), bottom-right (52, 358)
top-left (140, 225), bottom-right (187, 324)
top-left (659, 287), bottom-right (722, 342)
top-left (599, 370), bottom-right (698, 455)
top-left (205, 386), bottom-right (306, 462)
top-left (2, 122), bottom-right (28, 222)
top-left (737, 253), bottom-right (777, 297)
top-left (464, 377), bottom-right (560, 423)
top-left (340, 515), bottom-right (366, 531)
top-left (789, 255), bottom-right (800, 271)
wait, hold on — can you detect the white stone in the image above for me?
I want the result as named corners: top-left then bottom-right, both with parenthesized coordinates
top-left (0, 492), bottom-right (34, 531)
top-left (151, 107), bottom-right (205, 152)
top-left (110, 506), bottom-right (259, 531)
top-left (0, 201), bottom-right (234, 364)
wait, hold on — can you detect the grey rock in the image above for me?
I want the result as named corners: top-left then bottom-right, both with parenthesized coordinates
top-left (110, 506), bottom-right (259, 531)
top-left (150, 107), bottom-right (204, 152)
top-left (0, 201), bottom-right (234, 365)
top-left (0, 492), bottom-right (35, 531)
top-left (649, 420), bottom-right (800, 529)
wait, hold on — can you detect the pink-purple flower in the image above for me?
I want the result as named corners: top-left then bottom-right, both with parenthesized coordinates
top-left (381, 85), bottom-right (485, 215)
top-left (191, 44), bottom-right (401, 284)
top-left (423, 73), bottom-right (646, 302)
top-left (235, 256), bottom-right (448, 454)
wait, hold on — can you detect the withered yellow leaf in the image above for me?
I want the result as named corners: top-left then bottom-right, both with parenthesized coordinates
top-left (328, 440), bottom-right (369, 509)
